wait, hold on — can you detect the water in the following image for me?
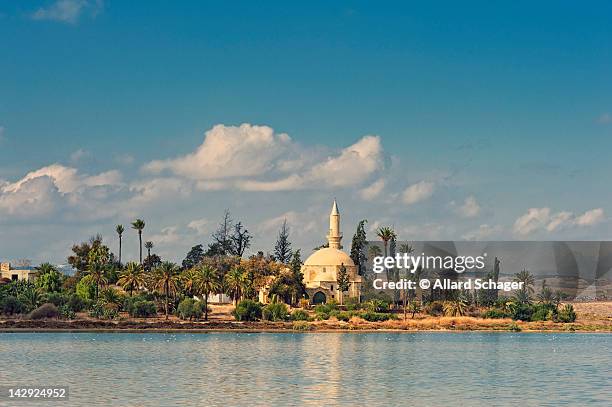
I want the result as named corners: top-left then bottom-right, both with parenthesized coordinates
top-left (0, 332), bottom-right (610, 406)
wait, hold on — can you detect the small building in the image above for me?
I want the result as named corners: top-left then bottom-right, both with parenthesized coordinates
top-left (0, 262), bottom-right (37, 282)
top-left (301, 200), bottom-right (362, 304)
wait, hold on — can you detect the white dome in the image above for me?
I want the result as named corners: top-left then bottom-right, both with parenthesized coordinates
top-left (303, 248), bottom-right (355, 267)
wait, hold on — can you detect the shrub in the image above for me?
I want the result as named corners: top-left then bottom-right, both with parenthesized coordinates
top-left (292, 321), bottom-right (312, 331)
top-left (76, 278), bottom-right (96, 301)
top-left (345, 297), bottom-right (361, 311)
top-left (531, 303), bottom-right (557, 321)
top-left (508, 322), bottom-right (522, 332)
top-left (232, 300), bottom-right (262, 321)
top-left (66, 294), bottom-right (87, 312)
top-left (28, 303), bottom-right (59, 320)
top-left (330, 311), bottom-right (352, 322)
top-left (88, 303), bottom-right (104, 318)
top-left (103, 306), bottom-right (119, 320)
top-left (365, 299), bottom-right (389, 313)
top-left (129, 300), bottom-right (157, 318)
top-left (290, 309), bottom-right (310, 321)
top-left (177, 298), bottom-right (204, 321)
top-left (359, 311), bottom-right (395, 322)
top-left (482, 308), bottom-right (510, 319)
top-left (59, 304), bottom-right (76, 320)
top-left (424, 301), bottom-right (444, 317)
top-left (510, 303), bottom-right (533, 321)
top-left (43, 292), bottom-right (68, 307)
top-left (1, 296), bottom-right (23, 315)
top-left (299, 298), bottom-right (310, 309)
top-left (557, 304), bottom-right (577, 323)
top-left (262, 302), bottom-right (289, 321)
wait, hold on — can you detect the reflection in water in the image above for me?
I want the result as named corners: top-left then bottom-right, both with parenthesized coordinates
top-left (0, 332), bottom-right (610, 406)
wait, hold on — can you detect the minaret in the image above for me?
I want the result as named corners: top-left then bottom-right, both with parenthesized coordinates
top-left (327, 199), bottom-right (342, 249)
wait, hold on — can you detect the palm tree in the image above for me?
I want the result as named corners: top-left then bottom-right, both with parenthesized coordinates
top-left (513, 269), bottom-right (535, 294)
top-left (144, 241), bottom-right (154, 261)
top-left (118, 262), bottom-right (146, 296)
top-left (153, 262), bottom-right (180, 319)
top-left (443, 298), bottom-right (467, 317)
top-left (116, 225), bottom-right (124, 265)
top-left (86, 262), bottom-right (108, 299)
top-left (376, 226), bottom-right (396, 281)
top-left (224, 267), bottom-right (246, 305)
top-left (36, 262), bottom-right (58, 275)
top-left (131, 219), bottom-right (146, 265)
top-left (192, 265), bottom-right (221, 321)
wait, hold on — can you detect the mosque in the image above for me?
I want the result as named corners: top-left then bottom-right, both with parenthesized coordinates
top-left (301, 200), bottom-right (362, 304)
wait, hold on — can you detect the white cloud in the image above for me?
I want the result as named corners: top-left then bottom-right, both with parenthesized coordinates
top-left (187, 218), bottom-right (212, 236)
top-left (359, 178), bottom-right (385, 201)
top-left (31, 0), bottom-right (102, 24)
top-left (0, 164), bottom-right (122, 220)
top-left (455, 196), bottom-right (480, 218)
top-left (462, 224), bottom-right (503, 240)
top-left (513, 208), bottom-right (552, 235)
top-left (145, 124), bottom-right (293, 180)
top-left (145, 123), bottom-right (384, 192)
top-left (402, 181), bottom-right (434, 205)
top-left (575, 208), bottom-right (604, 226)
top-left (546, 211), bottom-right (573, 232)
top-left (3, 164), bottom-right (121, 194)
top-left (127, 177), bottom-right (191, 205)
top-left (514, 207), bottom-right (606, 235)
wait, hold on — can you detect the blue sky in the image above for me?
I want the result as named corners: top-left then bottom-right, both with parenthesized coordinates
top-left (0, 1), bottom-right (611, 265)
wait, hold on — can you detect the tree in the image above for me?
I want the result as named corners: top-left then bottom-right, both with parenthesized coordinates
top-left (514, 269), bottom-right (535, 294)
top-left (231, 222), bottom-right (252, 257)
top-left (268, 251), bottom-right (305, 305)
top-left (443, 298), bottom-right (467, 317)
top-left (211, 210), bottom-right (234, 255)
top-left (144, 241), bottom-right (154, 262)
top-left (336, 263), bottom-right (350, 305)
top-left (86, 262), bottom-right (108, 299)
top-left (182, 244), bottom-right (205, 270)
top-left (68, 235), bottom-right (109, 273)
top-left (35, 263), bottom-right (62, 293)
top-left (368, 244), bottom-right (382, 260)
top-left (116, 225), bottom-right (124, 265)
top-left (152, 262), bottom-right (180, 319)
top-left (118, 262), bottom-right (146, 296)
top-left (274, 219), bottom-right (292, 264)
top-left (143, 254), bottom-right (162, 272)
top-left (376, 226), bottom-right (396, 282)
top-left (224, 267), bottom-right (247, 305)
top-left (131, 219), bottom-right (146, 265)
top-left (350, 220), bottom-right (368, 276)
top-left (192, 265), bottom-right (221, 321)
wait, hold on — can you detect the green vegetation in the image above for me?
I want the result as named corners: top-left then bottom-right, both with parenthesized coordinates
top-left (232, 300), bottom-right (262, 321)
top-left (177, 298), bottom-right (205, 321)
top-left (262, 302), bottom-right (289, 321)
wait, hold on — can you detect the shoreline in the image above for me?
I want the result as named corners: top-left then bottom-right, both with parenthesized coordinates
top-left (1, 319), bottom-right (610, 334)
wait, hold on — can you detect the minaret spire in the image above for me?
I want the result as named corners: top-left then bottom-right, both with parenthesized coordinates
top-left (327, 199), bottom-right (342, 249)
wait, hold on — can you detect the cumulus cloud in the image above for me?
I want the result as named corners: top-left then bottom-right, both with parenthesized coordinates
top-left (145, 124), bottom-right (293, 180)
top-left (0, 164), bottom-right (122, 219)
top-left (402, 181), bottom-right (434, 205)
top-left (145, 123), bottom-right (384, 192)
top-left (455, 196), bottom-right (480, 218)
top-left (513, 207), bottom-right (605, 235)
top-left (359, 178), bottom-right (385, 201)
top-left (31, 0), bottom-right (103, 24)
top-left (575, 208), bottom-right (604, 226)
